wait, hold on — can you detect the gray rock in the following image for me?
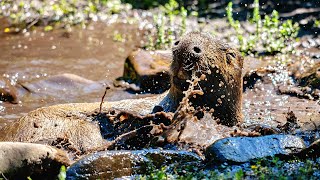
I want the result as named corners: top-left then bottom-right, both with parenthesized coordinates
top-left (205, 135), bottom-right (306, 163)
top-left (66, 149), bottom-right (202, 179)
top-left (0, 142), bottom-right (70, 179)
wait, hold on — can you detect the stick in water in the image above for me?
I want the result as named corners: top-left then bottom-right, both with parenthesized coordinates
top-left (99, 86), bottom-right (110, 113)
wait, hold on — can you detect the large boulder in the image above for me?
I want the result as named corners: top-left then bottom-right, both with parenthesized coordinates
top-left (0, 142), bottom-right (70, 179)
top-left (121, 49), bottom-right (172, 93)
top-left (66, 149), bottom-right (202, 179)
top-left (205, 135), bottom-right (306, 163)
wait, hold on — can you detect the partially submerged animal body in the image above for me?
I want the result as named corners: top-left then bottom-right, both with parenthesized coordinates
top-left (159, 32), bottom-right (244, 126)
top-left (2, 32), bottom-right (248, 157)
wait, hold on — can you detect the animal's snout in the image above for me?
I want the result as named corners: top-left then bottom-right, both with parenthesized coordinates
top-left (192, 46), bottom-right (201, 54)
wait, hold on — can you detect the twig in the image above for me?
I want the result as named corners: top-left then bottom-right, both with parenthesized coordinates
top-left (26, 17), bottom-right (39, 30)
top-left (99, 86), bottom-right (110, 113)
top-left (1, 173), bottom-right (8, 180)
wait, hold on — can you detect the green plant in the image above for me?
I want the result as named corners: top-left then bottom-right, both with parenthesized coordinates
top-left (226, 0), bottom-right (300, 55)
top-left (154, 14), bottom-right (166, 50)
top-left (113, 31), bottom-right (125, 42)
top-left (0, 0), bottom-right (132, 32)
top-left (180, 6), bottom-right (187, 35)
top-left (226, 2), bottom-right (255, 54)
top-left (235, 169), bottom-right (244, 180)
top-left (58, 165), bottom-right (67, 180)
top-left (252, 0), bottom-right (262, 36)
top-left (314, 19), bottom-right (320, 28)
top-left (146, 0), bottom-right (189, 50)
top-left (139, 156), bottom-right (320, 179)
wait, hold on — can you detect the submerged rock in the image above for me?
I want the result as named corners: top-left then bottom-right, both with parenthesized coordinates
top-left (296, 62), bottom-right (320, 89)
top-left (0, 142), bottom-right (70, 179)
top-left (66, 149), bottom-right (202, 179)
top-left (205, 135), bottom-right (306, 163)
top-left (19, 73), bottom-right (105, 99)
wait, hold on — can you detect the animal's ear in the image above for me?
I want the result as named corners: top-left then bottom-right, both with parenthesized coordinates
top-left (226, 50), bottom-right (237, 64)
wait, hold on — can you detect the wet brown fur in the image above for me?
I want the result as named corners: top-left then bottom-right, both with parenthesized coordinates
top-left (1, 32), bottom-right (243, 157)
top-left (169, 32), bottom-right (244, 126)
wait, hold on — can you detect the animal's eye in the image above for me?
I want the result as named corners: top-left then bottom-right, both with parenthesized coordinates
top-left (226, 52), bottom-right (236, 64)
top-left (174, 41), bottom-right (180, 46)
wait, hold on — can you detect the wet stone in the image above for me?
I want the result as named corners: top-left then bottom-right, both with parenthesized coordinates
top-left (297, 62), bottom-right (320, 89)
top-left (294, 139), bottom-right (320, 158)
top-left (19, 73), bottom-right (105, 99)
top-left (66, 149), bottom-right (202, 179)
top-left (0, 142), bottom-right (70, 179)
top-left (0, 76), bottom-right (18, 103)
top-left (312, 53), bottom-right (320, 59)
top-left (121, 49), bottom-right (172, 93)
top-left (205, 135), bottom-right (306, 164)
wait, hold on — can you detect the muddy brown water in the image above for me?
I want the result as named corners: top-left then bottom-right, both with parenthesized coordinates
top-left (0, 21), bottom-right (319, 135)
top-left (0, 22), bottom-right (147, 127)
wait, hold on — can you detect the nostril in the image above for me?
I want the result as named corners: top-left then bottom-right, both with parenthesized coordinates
top-left (193, 46), bottom-right (201, 54)
top-left (174, 41), bottom-right (180, 46)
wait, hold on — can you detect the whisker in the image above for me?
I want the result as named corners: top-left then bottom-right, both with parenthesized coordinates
top-left (183, 62), bottom-right (194, 71)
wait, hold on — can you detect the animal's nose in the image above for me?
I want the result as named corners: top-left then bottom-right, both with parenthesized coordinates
top-left (192, 46), bottom-right (202, 54)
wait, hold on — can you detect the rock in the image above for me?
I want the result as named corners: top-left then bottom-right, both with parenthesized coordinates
top-left (19, 73), bottom-right (105, 99)
top-left (121, 49), bottom-right (172, 93)
top-left (0, 142), bottom-right (70, 179)
top-left (297, 62), bottom-right (320, 89)
top-left (0, 77), bottom-right (18, 103)
top-left (294, 139), bottom-right (320, 158)
top-left (66, 149), bottom-right (202, 179)
top-left (205, 135), bottom-right (306, 163)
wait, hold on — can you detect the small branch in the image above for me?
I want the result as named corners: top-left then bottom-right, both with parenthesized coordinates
top-left (1, 173), bottom-right (8, 180)
top-left (26, 17), bottom-right (39, 30)
top-left (99, 86), bottom-right (110, 113)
